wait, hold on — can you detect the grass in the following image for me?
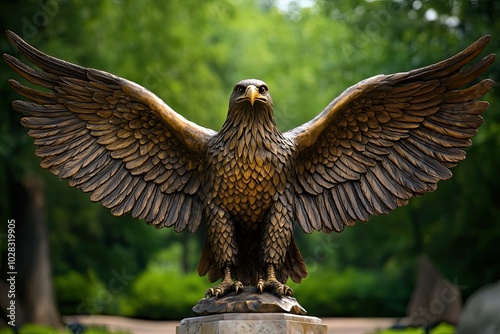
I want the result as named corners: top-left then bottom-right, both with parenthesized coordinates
top-left (0, 324), bottom-right (130, 334)
top-left (372, 323), bottom-right (455, 334)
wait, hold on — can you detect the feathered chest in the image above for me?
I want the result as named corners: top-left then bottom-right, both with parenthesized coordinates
top-left (206, 123), bottom-right (293, 221)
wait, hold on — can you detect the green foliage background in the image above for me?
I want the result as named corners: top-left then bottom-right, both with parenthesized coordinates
top-left (1, 0), bottom-right (499, 320)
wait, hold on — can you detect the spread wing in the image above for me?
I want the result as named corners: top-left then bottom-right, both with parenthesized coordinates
top-left (3, 30), bottom-right (216, 232)
top-left (285, 36), bottom-right (495, 233)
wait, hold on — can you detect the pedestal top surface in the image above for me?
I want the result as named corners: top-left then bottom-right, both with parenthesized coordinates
top-left (180, 312), bottom-right (323, 325)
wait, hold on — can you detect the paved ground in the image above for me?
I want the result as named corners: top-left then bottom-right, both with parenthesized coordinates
top-left (63, 315), bottom-right (397, 334)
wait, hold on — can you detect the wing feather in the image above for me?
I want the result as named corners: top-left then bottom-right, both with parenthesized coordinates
top-left (286, 36), bottom-right (495, 233)
top-left (4, 30), bottom-right (215, 232)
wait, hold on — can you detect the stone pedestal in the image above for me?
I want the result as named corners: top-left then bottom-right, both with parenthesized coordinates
top-left (176, 313), bottom-right (327, 334)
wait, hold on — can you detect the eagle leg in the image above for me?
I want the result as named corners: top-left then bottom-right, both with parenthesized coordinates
top-left (205, 266), bottom-right (243, 298)
top-left (257, 264), bottom-right (293, 297)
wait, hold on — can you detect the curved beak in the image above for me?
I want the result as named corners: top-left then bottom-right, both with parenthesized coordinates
top-left (246, 85), bottom-right (258, 106)
top-left (236, 85), bottom-right (267, 106)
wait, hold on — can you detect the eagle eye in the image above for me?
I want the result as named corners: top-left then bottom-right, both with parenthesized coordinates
top-left (236, 85), bottom-right (245, 94)
top-left (259, 85), bottom-right (268, 94)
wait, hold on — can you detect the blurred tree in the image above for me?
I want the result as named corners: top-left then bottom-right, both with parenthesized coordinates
top-left (0, 0), bottom-right (63, 328)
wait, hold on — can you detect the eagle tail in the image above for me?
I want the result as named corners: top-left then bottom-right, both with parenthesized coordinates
top-left (279, 236), bottom-right (308, 284)
top-left (197, 239), bottom-right (221, 283)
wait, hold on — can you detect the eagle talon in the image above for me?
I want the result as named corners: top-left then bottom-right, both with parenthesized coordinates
top-left (257, 264), bottom-right (294, 296)
top-left (205, 280), bottom-right (243, 298)
top-left (205, 288), bottom-right (214, 299)
top-left (234, 281), bottom-right (243, 294)
top-left (256, 278), bottom-right (293, 297)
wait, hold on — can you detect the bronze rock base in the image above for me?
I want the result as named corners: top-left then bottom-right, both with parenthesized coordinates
top-left (192, 286), bottom-right (307, 315)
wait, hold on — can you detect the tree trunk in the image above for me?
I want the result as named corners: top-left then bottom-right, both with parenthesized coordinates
top-left (410, 207), bottom-right (423, 256)
top-left (10, 175), bottom-right (61, 328)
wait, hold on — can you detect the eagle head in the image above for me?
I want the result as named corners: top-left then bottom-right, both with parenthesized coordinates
top-left (230, 79), bottom-right (273, 108)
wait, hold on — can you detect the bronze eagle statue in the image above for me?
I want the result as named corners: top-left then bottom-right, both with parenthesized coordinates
top-left (4, 31), bottom-right (495, 298)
